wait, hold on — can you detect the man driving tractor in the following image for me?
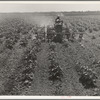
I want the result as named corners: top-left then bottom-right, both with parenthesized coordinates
top-left (55, 16), bottom-right (61, 23)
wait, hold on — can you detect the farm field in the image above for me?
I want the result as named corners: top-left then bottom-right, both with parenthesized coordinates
top-left (0, 12), bottom-right (100, 95)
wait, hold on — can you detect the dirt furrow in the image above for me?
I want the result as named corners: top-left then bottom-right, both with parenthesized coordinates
top-left (53, 43), bottom-right (84, 95)
top-left (23, 43), bottom-right (53, 95)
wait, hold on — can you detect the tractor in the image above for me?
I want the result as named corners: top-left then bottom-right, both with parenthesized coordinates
top-left (46, 16), bottom-right (67, 43)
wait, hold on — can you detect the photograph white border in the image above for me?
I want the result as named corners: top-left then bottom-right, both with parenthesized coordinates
top-left (0, 1), bottom-right (100, 99)
top-left (0, 1), bottom-right (100, 4)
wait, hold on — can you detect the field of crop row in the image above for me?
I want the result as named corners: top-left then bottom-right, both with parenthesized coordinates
top-left (0, 13), bottom-right (100, 95)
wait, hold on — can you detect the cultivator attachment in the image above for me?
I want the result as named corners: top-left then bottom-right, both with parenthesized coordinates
top-left (33, 16), bottom-right (84, 44)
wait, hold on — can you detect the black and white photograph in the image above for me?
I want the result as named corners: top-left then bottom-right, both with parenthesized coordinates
top-left (0, 1), bottom-right (100, 97)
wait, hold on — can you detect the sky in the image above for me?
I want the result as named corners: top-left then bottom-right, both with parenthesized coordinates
top-left (0, 1), bottom-right (100, 12)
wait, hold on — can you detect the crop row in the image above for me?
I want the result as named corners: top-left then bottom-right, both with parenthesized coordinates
top-left (62, 16), bottom-right (100, 34)
top-left (75, 62), bottom-right (98, 95)
top-left (48, 43), bottom-right (63, 82)
top-left (1, 39), bottom-right (42, 95)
